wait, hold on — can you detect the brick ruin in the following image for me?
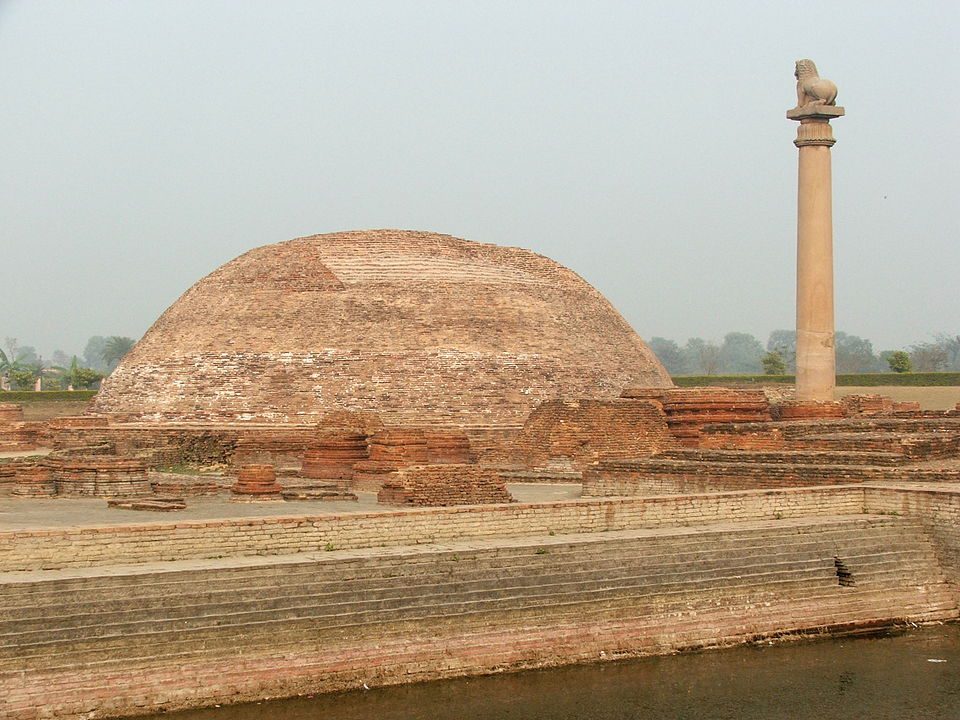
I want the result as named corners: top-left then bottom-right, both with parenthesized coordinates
top-left (4, 387), bottom-right (959, 509)
top-left (621, 387), bottom-right (772, 446)
top-left (494, 398), bottom-right (679, 471)
top-left (89, 230), bottom-right (670, 426)
top-left (231, 464), bottom-right (283, 501)
top-left (285, 433), bottom-right (366, 501)
top-left (378, 465), bottom-right (514, 506)
top-left (0, 403), bottom-right (45, 452)
top-left (581, 393), bottom-right (960, 498)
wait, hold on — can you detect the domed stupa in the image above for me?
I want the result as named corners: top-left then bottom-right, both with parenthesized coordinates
top-left (92, 230), bottom-right (671, 426)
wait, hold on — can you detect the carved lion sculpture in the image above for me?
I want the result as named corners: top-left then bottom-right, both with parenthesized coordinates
top-left (794, 59), bottom-right (838, 108)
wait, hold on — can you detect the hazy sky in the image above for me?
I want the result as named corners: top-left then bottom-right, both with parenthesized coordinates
top-left (1, 1), bottom-right (957, 360)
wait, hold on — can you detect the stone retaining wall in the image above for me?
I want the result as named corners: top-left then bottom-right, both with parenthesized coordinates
top-left (864, 485), bottom-right (960, 586)
top-left (0, 486), bottom-right (864, 571)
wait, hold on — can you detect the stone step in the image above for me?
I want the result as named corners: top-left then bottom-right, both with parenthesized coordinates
top-left (1, 550), bottom-right (947, 656)
top-left (0, 517), bottom-right (919, 600)
top-left (3, 593), bottom-right (956, 720)
top-left (0, 563), bottom-right (844, 647)
top-left (0, 542), bottom-right (938, 626)
top-left (3, 582), bottom-right (954, 676)
top-left (0, 553), bottom-right (850, 632)
top-left (0, 528), bottom-right (934, 617)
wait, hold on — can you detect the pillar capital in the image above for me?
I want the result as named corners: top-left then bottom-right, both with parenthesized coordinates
top-left (787, 106), bottom-right (844, 147)
top-left (786, 105), bottom-right (846, 122)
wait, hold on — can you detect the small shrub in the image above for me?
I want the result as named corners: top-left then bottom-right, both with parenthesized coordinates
top-left (761, 351), bottom-right (787, 376)
top-left (887, 351), bottom-right (912, 374)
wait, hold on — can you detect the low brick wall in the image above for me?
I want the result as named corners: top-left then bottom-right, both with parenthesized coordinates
top-left (582, 459), bottom-right (960, 497)
top-left (0, 486), bottom-right (865, 571)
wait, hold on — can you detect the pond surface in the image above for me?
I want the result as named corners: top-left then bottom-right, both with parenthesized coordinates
top-left (159, 624), bottom-right (960, 720)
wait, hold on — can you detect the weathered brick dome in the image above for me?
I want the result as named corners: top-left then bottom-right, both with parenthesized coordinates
top-left (92, 230), bottom-right (671, 426)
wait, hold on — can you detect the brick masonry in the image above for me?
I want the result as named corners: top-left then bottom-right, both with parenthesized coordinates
top-left (497, 399), bottom-right (678, 470)
top-left (90, 230), bottom-right (671, 426)
top-left (0, 486), bottom-right (865, 572)
top-left (377, 464), bottom-right (514, 506)
top-left (1, 502), bottom-right (956, 720)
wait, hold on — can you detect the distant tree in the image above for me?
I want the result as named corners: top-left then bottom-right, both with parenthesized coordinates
top-left (835, 332), bottom-right (880, 374)
top-left (42, 373), bottom-right (63, 391)
top-left (51, 350), bottom-right (71, 368)
top-left (0, 348), bottom-right (12, 388)
top-left (14, 346), bottom-right (38, 366)
top-left (1, 338), bottom-right (41, 389)
top-left (73, 366), bottom-right (104, 390)
top-left (719, 332), bottom-right (764, 374)
top-left (934, 334), bottom-right (960, 371)
top-left (64, 357), bottom-right (103, 390)
top-left (909, 342), bottom-right (948, 372)
top-left (83, 336), bottom-right (108, 372)
top-left (100, 336), bottom-right (136, 371)
top-left (887, 350), bottom-right (912, 374)
top-left (761, 350), bottom-right (787, 375)
top-left (766, 330), bottom-right (797, 373)
top-left (648, 337), bottom-right (686, 375)
top-left (878, 350), bottom-right (897, 373)
top-left (683, 338), bottom-right (721, 375)
top-left (8, 365), bottom-right (38, 390)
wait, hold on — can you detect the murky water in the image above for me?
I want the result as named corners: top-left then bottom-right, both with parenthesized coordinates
top-left (158, 625), bottom-right (960, 720)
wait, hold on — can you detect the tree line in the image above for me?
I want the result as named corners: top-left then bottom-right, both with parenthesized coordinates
top-left (0, 336), bottom-right (137, 391)
top-left (648, 331), bottom-right (960, 376)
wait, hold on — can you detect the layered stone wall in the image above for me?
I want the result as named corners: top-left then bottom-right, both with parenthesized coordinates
top-left (864, 485), bottom-right (960, 586)
top-left (2, 512), bottom-right (954, 720)
top-left (0, 487), bottom-right (865, 571)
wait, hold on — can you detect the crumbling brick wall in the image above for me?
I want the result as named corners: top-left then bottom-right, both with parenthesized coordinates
top-left (377, 464), bottom-right (514, 506)
top-left (506, 399), bottom-right (678, 470)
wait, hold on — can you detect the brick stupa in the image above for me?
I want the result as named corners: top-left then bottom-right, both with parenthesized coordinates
top-left (91, 230), bottom-right (671, 426)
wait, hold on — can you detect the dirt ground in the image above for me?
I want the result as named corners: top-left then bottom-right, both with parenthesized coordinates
top-left (18, 399), bottom-right (93, 421)
top-left (836, 386), bottom-right (960, 411)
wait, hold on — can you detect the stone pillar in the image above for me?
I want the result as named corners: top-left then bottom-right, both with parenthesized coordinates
top-left (787, 60), bottom-right (844, 402)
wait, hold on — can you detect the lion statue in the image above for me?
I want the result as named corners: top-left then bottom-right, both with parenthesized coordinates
top-left (794, 59), bottom-right (838, 109)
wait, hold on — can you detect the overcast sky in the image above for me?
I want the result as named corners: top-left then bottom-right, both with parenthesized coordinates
top-left (1, 1), bottom-right (957, 360)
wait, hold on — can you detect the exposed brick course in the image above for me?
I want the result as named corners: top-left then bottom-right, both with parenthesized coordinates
top-left (0, 403), bottom-right (24, 425)
top-left (90, 230), bottom-right (671, 426)
top-left (12, 465), bottom-right (55, 498)
top-left (231, 464), bottom-right (282, 501)
top-left (377, 465), bottom-right (514, 506)
top-left (503, 399), bottom-right (677, 470)
top-left (774, 400), bottom-right (846, 420)
top-left (841, 394), bottom-right (894, 416)
top-left (47, 455), bottom-right (152, 498)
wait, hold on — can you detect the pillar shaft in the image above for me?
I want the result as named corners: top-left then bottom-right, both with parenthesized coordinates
top-left (788, 108), bottom-right (843, 402)
top-left (795, 131), bottom-right (835, 400)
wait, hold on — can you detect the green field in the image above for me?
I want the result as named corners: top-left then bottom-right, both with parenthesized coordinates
top-left (673, 373), bottom-right (960, 387)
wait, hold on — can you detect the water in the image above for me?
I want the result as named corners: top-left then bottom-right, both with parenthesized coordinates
top-left (159, 625), bottom-right (960, 720)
